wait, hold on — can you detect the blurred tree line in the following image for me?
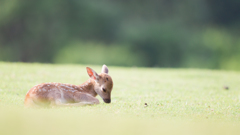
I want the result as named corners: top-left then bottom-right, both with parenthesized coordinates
top-left (0, 0), bottom-right (240, 70)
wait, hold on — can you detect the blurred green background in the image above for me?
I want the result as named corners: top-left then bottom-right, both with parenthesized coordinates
top-left (0, 0), bottom-right (240, 70)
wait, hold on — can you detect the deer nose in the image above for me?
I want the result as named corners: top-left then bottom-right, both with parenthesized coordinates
top-left (103, 99), bottom-right (111, 103)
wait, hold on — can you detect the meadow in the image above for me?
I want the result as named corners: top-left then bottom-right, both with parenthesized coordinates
top-left (0, 62), bottom-right (240, 135)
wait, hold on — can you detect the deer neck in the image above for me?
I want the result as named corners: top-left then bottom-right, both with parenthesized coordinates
top-left (78, 79), bottom-right (98, 97)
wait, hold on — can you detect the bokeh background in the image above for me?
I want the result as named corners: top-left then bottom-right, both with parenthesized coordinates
top-left (0, 0), bottom-right (240, 70)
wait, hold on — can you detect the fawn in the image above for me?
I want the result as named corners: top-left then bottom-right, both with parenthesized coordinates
top-left (24, 65), bottom-right (113, 107)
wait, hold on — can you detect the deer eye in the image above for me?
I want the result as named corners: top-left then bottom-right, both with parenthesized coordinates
top-left (102, 88), bottom-right (106, 92)
top-left (106, 78), bottom-right (108, 81)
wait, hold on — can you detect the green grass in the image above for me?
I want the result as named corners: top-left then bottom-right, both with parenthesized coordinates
top-left (0, 62), bottom-right (240, 135)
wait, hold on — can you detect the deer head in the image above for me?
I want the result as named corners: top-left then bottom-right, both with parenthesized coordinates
top-left (86, 65), bottom-right (113, 103)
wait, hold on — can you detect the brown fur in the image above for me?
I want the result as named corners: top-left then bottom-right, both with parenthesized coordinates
top-left (24, 65), bottom-right (113, 107)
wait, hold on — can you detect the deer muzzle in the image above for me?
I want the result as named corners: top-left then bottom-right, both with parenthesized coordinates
top-left (103, 99), bottom-right (111, 103)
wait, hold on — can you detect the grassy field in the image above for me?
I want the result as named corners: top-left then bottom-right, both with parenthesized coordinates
top-left (0, 62), bottom-right (240, 135)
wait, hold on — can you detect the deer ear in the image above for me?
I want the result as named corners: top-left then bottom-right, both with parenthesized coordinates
top-left (101, 64), bottom-right (109, 74)
top-left (86, 67), bottom-right (99, 80)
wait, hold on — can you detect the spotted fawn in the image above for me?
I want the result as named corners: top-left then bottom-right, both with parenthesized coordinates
top-left (24, 65), bottom-right (113, 107)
